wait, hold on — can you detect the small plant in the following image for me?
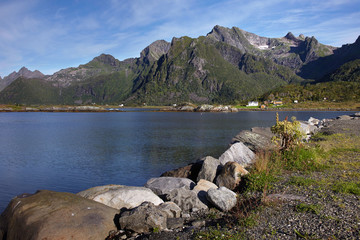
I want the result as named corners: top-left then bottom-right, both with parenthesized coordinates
top-left (288, 176), bottom-right (316, 187)
top-left (271, 112), bottom-right (304, 151)
top-left (295, 203), bottom-right (322, 215)
top-left (332, 181), bottom-right (360, 195)
top-left (152, 226), bottom-right (160, 233)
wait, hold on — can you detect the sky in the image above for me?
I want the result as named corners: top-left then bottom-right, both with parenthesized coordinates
top-left (0, 0), bottom-right (360, 77)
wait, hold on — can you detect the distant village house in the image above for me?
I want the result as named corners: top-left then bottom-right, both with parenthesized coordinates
top-left (247, 101), bottom-right (259, 107)
top-left (273, 100), bottom-right (283, 106)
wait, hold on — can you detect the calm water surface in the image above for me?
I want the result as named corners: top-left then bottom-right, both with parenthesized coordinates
top-left (0, 111), bottom-right (354, 211)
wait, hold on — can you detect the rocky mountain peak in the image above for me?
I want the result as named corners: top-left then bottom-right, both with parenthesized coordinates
top-left (284, 32), bottom-right (298, 42)
top-left (140, 40), bottom-right (171, 62)
top-left (0, 67), bottom-right (44, 91)
top-left (93, 54), bottom-right (119, 67)
top-left (355, 35), bottom-right (360, 45)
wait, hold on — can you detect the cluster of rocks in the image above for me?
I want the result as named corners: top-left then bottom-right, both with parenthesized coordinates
top-left (168, 104), bottom-right (239, 112)
top-left (0, 106), bottom-right (108, 112)
top-left (1, 114), bottom-right (355, 239)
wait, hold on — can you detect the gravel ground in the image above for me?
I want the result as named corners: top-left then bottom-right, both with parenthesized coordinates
top-left (115, 118), bottom-right (360, 240)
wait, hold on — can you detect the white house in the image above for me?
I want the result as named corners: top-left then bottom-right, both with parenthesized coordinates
top-left (247, 101), bottom-right (259, 107)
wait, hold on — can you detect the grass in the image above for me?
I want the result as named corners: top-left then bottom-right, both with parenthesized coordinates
top-left (288, 176), bottom-right (317, 187)
top-left (295, 203), bottom-right (322, 215)
top-left (332, 181), bottom-right (360, 195)
top-left (194, 225), bottom-right (245, 240)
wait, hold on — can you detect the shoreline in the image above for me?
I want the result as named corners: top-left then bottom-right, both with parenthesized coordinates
top-left (0, 105), bottom-right (358, 113)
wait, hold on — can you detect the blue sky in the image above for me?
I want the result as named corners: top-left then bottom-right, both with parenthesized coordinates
top-left (1, 0), bottom-right (359, 77)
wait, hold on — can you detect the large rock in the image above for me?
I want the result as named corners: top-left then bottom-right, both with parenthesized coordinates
top-left (197, 156), bottom-right (220, 182)
top-left (1, 190), bottom-right (118, 240)
top-left (193, 179), bottom-right (218, 205)
top-left (231, 130), bottom-right (275, 152)
top-left (219, 142), bottom-right (255, 167)
top-left (337, 115), bottom-right (352, 120)
top-left (251, 127), bottom-right (274, 139)
top-left (215, 161), bottom-right (248, 190)
top-left (77, 184), bottom-right (124, 198)
top-left (145, 177), bottom-right (195, 196)
top-left (78, 185), bottom-right (163, 210)
top-left (119, 202), bottom-right (167, 233)
top-left (160, 161), bottom-right (203, 182)
top-left (166, 187), bottom-right (208, 212)
top-left (157, 202), bottom-right (182, 218)
top-left (206, 187), bottom-right (237, 212)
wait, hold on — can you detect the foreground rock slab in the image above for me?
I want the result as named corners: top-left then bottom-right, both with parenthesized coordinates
top-left (145, 177), bottom-right (195, 196)
top-left (207, 187), bottom-right (237, 212)
top-left (78, 185), bottom-right (163, 210)
top-left (1, 190), bottom-right (118, 240)
top-left (219, 142), bottom-right (255, 167)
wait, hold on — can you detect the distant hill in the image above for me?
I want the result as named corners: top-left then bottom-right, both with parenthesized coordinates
top-left (0, 26), bottom-right (359, 105)
top-left (0, 67), bottom-right (44, 91)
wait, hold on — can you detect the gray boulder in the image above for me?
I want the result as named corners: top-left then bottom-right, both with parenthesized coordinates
top-left (215, 161), bottom-right (248, 190)
top-left (166, 187), bottom-right (208, 212)
top-left (219, 142), bottom-right (255, 167)
top-left (197, 156), bottom-right (220, 182)
top-left (251, 127), bottom-right (274, 139)
top-left (231, 130), bottom-right (275, 152)
top-left (1, 190), bottom-right (118, 240)
top-left (206, 187), bottom-right (237, 212)
top-left (337, 115), bottom-right (353, 120)
top-left (193, 179), bottom-right (218, 206)
top-left (145, 177), bottom-right (195, 196)
top-left (299, 120), bottom-right (319, 139)
top-left (119, 202), bottom-right (167, 233)
top-left (157, 202), bottom-right (182, 218)
top-left (78, 185), bottom-right (163, 210)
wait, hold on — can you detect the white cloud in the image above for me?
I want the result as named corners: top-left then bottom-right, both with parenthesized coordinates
top-left (0, 0), bottom-right (359, 77)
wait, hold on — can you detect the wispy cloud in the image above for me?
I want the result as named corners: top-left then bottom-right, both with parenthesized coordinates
top-left (0, 0), bottom-right (359, 77)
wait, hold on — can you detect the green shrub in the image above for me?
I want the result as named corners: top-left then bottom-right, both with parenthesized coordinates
top-left (271, 113), bottom-right (304, 151)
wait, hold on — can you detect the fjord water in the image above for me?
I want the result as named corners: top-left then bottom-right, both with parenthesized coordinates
top-left (0, 111), bottom-right (354, 211)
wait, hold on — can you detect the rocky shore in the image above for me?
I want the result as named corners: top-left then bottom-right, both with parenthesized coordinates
top-left (0, 113), bottom-right (359, 240)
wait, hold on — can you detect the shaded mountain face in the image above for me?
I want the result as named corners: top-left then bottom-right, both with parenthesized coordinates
top-left (0, 67), bottom-right (44, 91)
top-left (0, 25), bottom-right (359, 105)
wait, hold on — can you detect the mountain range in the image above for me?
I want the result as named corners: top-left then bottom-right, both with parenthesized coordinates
top-left (1, 25), bottom-right (359, 105)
